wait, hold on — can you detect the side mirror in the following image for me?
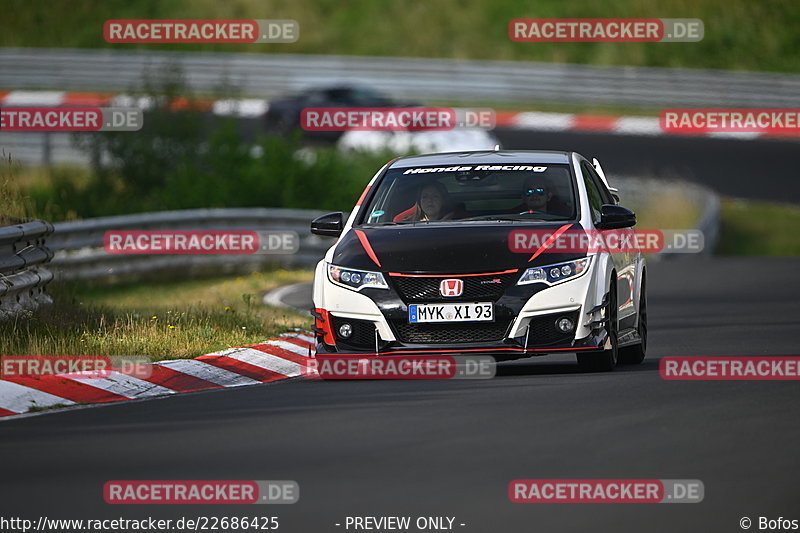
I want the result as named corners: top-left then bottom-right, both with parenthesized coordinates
top-left (596, 204), bottom-right (636, 229)
top-left (311, 212), bottom-right (344, 237)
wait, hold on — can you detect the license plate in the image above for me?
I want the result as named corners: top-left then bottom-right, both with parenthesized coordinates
top-left (409, 302), bottom-right (493, 323)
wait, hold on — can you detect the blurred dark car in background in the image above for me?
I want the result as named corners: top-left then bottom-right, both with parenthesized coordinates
top-left (264, 85), bottom-right (419, 142)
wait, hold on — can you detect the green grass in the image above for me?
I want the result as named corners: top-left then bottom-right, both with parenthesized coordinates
top-left (717, 198), bottom-right (800, 255)
top-left (0, 270), bottom-right (313, 360)
top-left (1, 0), bottom-right (799, 74)
top-left (626, 188), bottom-right (702, 230)
top-left (0, 152), bottom-right (33, 223)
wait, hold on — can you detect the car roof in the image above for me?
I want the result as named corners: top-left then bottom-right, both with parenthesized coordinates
top-left (387, 150), bottom-right (573, 169)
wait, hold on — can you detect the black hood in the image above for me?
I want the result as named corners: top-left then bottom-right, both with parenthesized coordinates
top-left (332, 223), bottom-right (586, 273)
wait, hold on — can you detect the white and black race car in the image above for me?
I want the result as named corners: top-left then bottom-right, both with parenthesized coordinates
top-left (310, 150), bottom-right (647, 371)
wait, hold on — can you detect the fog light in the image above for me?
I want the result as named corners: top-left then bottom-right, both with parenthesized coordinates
top-left (556, 317), bottom-right (575, 333)
top-left (338, 323), bottom-right (353, 339)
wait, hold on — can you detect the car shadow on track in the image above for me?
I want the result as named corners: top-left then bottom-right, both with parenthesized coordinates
top-left (495, 358), bottom-right (660, 377)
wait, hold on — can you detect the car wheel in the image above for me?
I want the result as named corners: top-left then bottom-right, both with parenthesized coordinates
top-left (619, 272), bottom-right (647, 364)
top-left (577, 281), bottom-right (618, 372)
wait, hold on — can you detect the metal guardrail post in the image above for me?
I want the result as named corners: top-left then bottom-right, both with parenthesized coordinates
top-left (0, 219), bottom-right (55, 319)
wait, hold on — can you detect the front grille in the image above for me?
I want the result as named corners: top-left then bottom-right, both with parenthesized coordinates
top-left (390, 319), bottom-right (512, 344)
top-left (526, 311), bottom-right (579, 345)
top-left (331, 315), bottom-right (376, 349)
top-left (391, 272), bottom-right (519, 303)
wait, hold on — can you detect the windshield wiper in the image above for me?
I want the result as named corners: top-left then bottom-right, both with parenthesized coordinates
top-left (457, 215), bottom-right (532, 222)
top-left (362, 221), bottom-right (411, 226)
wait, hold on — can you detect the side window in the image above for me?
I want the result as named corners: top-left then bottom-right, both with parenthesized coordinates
top-left (581, 163), bottom-right (603, 224)
top-left (582, 162), bottom-right (614, 205)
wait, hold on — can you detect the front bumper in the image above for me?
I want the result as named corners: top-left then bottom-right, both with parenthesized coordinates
top-left (313, 259), bottom-right (605, 361)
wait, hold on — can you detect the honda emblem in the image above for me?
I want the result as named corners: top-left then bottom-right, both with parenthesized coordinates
top-left (439, 279), bottom-right (464, 297)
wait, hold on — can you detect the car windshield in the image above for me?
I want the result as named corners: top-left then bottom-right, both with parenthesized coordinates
top-left (360, 163), bottom-right (577, 224)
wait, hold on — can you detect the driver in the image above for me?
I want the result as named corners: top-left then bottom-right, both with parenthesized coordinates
top-left (508, 177), bottom-right (571, 216)
top-left (521, 180), bottom-right (553, 213)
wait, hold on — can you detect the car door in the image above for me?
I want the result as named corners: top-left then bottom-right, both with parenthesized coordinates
top-left (580, 161), bottom-right (637, 330)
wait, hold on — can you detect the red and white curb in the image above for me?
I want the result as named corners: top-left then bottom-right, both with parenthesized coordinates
top-left (1, 90), bottom-right (797, 140)
top-left (0, 90), bottom-right (267, 118)
top-left (0, 331), bottom-right (316, 419)
top-left (494, 110), bottom-right (798, 140)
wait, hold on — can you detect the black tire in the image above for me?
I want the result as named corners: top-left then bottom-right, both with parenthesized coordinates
top-left (619, 272), bottom-right (647, 365)
top-left (577, 281), bottom-right (618, 372)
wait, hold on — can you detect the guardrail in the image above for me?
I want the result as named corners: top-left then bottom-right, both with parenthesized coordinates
top-left (45, 177), bottom-right (719, 285)
top-left (0, 219), bottom-right (55, 318)
top-left (614, 176), bottom-right (720, 258)
top-left (3, 48), bottom-right (800, 109)
top-left (47, 208), bottom-right (338, 281)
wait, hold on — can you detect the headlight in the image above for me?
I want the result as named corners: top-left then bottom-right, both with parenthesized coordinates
top-left (328, 264), bottom-right (389, 291)
top-left (517, 257), bottom-right (592, 286)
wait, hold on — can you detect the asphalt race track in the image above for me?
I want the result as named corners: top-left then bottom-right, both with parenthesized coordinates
top-left (495, 128), bottom-right (800, 203)
top-left (2, 257), bottom-right (798, 532)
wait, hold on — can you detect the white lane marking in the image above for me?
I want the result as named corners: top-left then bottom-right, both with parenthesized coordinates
top-left (156, 359), bottom-right (260, 387)
top-left (69, 371), bottom-right (175, 398)
top-left (3, 90), bottom-right (66, 106)
top-left (0, 380), bottom-right (75, 413)
top-left (223, 348), bottom-right (302, 377)
top-left (262, 282), bottom-right (312, 317)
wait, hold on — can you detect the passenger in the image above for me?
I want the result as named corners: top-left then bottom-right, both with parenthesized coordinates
top-left (398, 182), bottom-right (463, 221)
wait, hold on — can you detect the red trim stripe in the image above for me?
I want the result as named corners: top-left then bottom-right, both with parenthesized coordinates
top-left (528, 224), bottom-right (573, 262)
top-left (388, 269), bottom-right (518, 278)
top-left (322, 346), bottom-right (596, 357)
top-left (355, 185), bottom-right (371, 207)
top-left (0, 407), bottom-right (17, 417)
top-left (140, 365), bottom-right (221, 392)
top-left (355, 229), bottom-right (382, 268)
top-left (5, 376), bottom-right (129, 403)
top-left (196, 355), bottom-right (286, 382)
